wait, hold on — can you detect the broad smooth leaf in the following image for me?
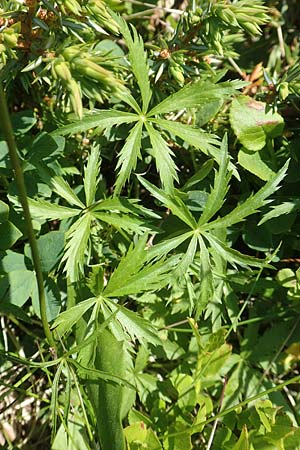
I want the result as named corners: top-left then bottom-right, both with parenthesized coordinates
top-left (114, 121), bottom-right (143, 195)
top-left (50, 110), bottom-right (139, 136)
top-left (0, 221), bottom-right (22, 249)
top-left (230, 96), bottom-right (284, 151)
top-left (124, 422), bottom-right (162, 450)
top-left (0, 269), bottom-right (35, 307)
top-left (0, 200), bottom-right (9, 222)
top-left (204, 161), bottom-right (289, 231)
top-left (31, 277), bottom-right (61, 322)
top-left (84, 144), bottom-right (101, 206)
top-left (86, 328), bottom-right (127, 450)
top-left (35, 231), bottom-right (65, 272)
top-left (238, 147), bottom-right (276, 181)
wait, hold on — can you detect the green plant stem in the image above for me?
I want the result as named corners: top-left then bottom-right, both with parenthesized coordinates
top-left (0, 84), bottom-right (56, 349)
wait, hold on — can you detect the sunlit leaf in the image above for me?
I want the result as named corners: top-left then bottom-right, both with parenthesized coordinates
top-left (51, 297), bottom-right (97, 337)
top-left (28, 198), bottom-right (80, 220)
top-left (148, 80), bottom-right (246, 116)
top-left (112, 12), bottom-right (152, 112)
top-left (145, 122), bottom-right (178, 193)
top-left (84, 144), bottom-right (101, 206)
top-left (203, 232), bottom-right (271, 269)
top-left (103, 298), bottom-right (161, 346)
top-left (199, 135), bottom-right (231, 225)
top-left (259, 200), bottom-right (300, 225)
top-left (114, 121), bottom-right (143, 195)
top-left (62, 213), bottom-right (92, 282)
top-left (51, 110), bottom-right (139, 136)
top-left (230, 96), bottom-right (284, 151)
top-left (137, 176), bottom-right (197, 229)
top-left (204, 161), bottom-right (289, 230)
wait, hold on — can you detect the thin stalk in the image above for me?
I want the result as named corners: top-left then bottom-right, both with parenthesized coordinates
top-left (0, 84), bottom-right (56, 349)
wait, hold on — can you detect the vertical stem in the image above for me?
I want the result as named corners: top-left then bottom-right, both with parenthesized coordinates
top-left (0, 84), bottom-right (56, 349)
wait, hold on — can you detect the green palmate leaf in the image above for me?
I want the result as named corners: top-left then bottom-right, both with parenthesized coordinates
top-left (84, 144), bottom-right (101, 206)
top-left (62, 213), bottom-right (92, 282)
top-left (27, 198), bottom-right (80, 220)
top-left (51, 297), bottom-right (97, 337)
top-left (204, 161), bottom-right (289, 231)
top-left (112, 13), bottom-right (151, 112)
top-left (104, 235), bottom-right (180, 297)
top-left (93, 211), bottom-right (151, 234)
top-left (91, 197), bottom-right (160, 219)
top-left (259, 200), bottom-right (300, 225)
top-left (196, 234), bottom-right (213, 319)
top-left (152, 118), bottom-right (238, 177)
top-left (148, 80), bottom-right (246, 116)
top-left (174, 234), bottom-right (198, 279)
top-left (119, 88), bottom-right (142, 114)
top-left (51, 176), bottom-right (85, 208)
top-left (198, 135), bottom-right (231, 226)
top-left (203, 232), bottom-right (270, 269)
top-left (146, 231), bottom-right (194, 260)
top-left (145, 122), bottom-right (178, 193)
top-left (230, 96), bottom-right (284, 152)
top-left (104, 254), bottom-right (180, 297)
top-left (50, 110), bottom-right (139, 136)
top-left (104, 235), bottom-right (148, 297)
top-left (151, 118), bottom-right (219, 156)
top-left (103, 298), bottom-right (161, 346)
top-left (114, 121), bottom-right (143, 195)
top-left (137, 177), bottom-right (197, 229)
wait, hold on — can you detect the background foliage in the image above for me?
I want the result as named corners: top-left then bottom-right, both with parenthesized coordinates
top-left (1, 0), bottom-right (300, 449)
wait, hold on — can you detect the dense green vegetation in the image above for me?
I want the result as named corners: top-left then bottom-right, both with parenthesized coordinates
top-left (1, 1), bottom-right (300, 448)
